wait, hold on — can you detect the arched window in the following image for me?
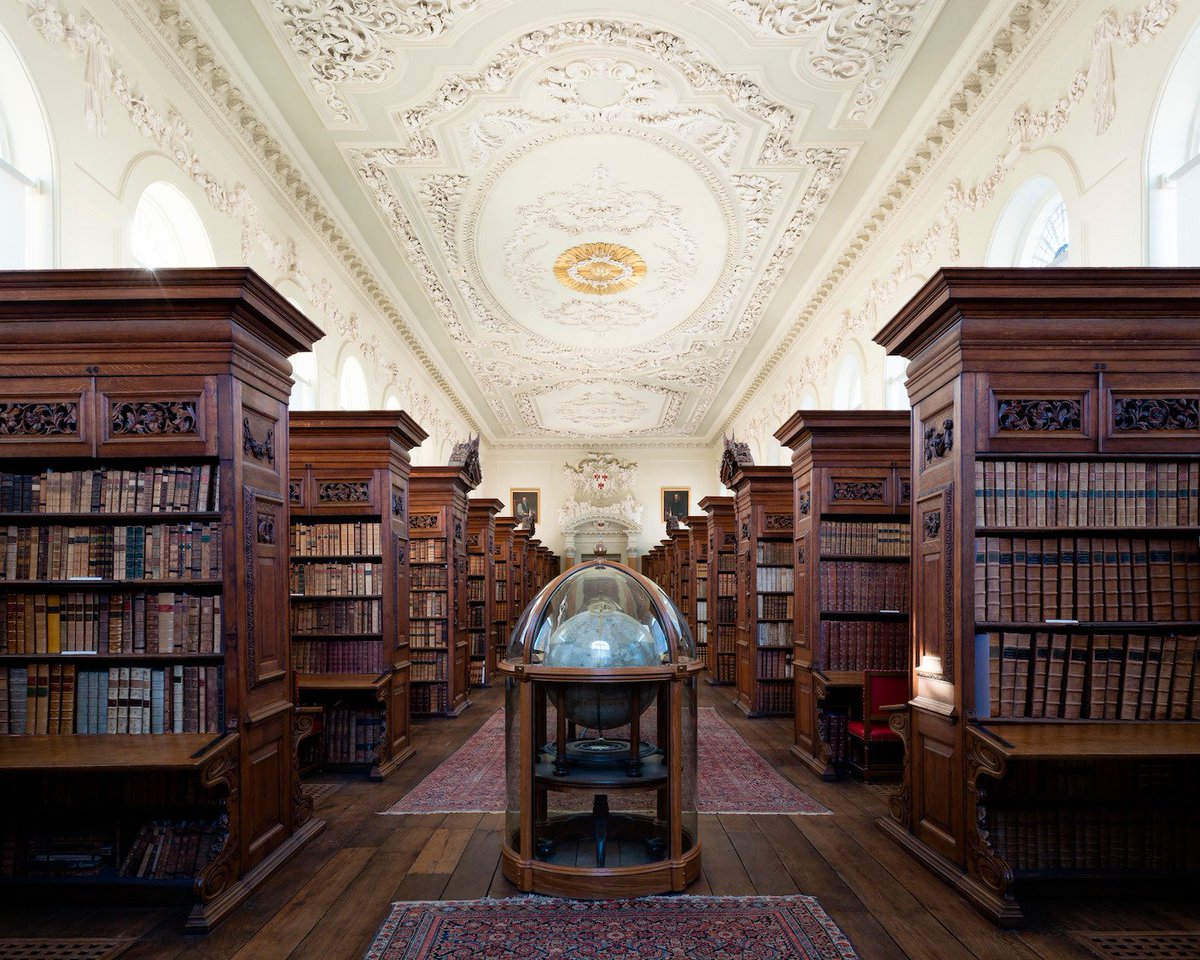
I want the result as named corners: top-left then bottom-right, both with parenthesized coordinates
top-left (289, 353), bottom-right (319, 411)
top-left (797, 385), bottom-right (818, 410)
top-left (339, 355), bottom-right (369, 410)
top-left (987, 176), bottom-right (1070, 267)
top-left (0, 27), bottom-right (52, 268)
top-left (884, 356), bottom-right (910, 410)
top-left (130, 181), bottom-right (214, 268)
top-left (1148, 19), bottom-right (1200, 265)
top-left (833, 350), bottom-right (864, 410)
top-left (385, 394), bottom-right (401, 411)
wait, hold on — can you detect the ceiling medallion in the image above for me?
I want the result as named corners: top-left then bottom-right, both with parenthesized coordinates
top-left (553, 242), bottom-right (647, 296)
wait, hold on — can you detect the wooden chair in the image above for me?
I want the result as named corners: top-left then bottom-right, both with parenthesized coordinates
top-left (847, 670), bottom-right (909, 783)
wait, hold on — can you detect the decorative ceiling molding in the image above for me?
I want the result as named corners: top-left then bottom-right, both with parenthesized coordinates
top-left (739, 0), bottom-right (1179, 439)
top-left (268, 0), bottom-right (483, 124)
top-left (98, 0), bottom-right (482, 438)
top-left (721, 0), bottom-right (1069, 434)
top-left (727, 0), bottom-right (933, 125)
top-left (513, 379), bottom-right (685, 437)
top-left (386, 19), bottom-right (808, 167)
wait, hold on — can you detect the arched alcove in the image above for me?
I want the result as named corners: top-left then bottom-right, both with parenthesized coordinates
top-left (832, 345), bottom-right (865, 410)
top-left (338, 354), bottom-right (370, 410)
top-left (987, 176), bottom-right (1070, 267)
top-left (129, 181), bottom-right (215, 269)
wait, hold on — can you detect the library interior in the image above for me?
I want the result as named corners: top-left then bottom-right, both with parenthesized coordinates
top-left (0, 1), bottom-right (1199, 958)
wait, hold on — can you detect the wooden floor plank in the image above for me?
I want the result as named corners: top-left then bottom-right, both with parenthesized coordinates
top-left (441, 813), bottom-right (505, 901)
top-left (697, 813), bottom-right (754, 895)
top-left (717, 814), bottom-right (800, 896)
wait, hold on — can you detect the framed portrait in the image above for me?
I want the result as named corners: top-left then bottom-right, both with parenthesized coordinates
top-left (661, 487), bottom-right (690, 523)
top-left (510, 488), bottom-right (540, 525)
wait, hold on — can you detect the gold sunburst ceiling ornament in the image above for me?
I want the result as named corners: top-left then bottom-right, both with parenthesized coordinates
top-left (553, 242), bottom-right (647, 295)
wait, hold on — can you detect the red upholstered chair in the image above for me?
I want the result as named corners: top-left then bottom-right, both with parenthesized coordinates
top-left (846, 670), bottom-right (909, 783)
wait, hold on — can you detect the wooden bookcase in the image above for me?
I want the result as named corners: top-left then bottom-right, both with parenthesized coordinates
top-left (467, 498), bottom-right (502, 687)
top-left (0, 268), bottom-right (324, 930)
top-left (408, 464), bottom-right (478, 717)
top-left (687, 514), bottom-right (709, 664)
top-left (776, 411), bottom-right (911, 780)
top-left (875, 268), bottom-right (1200, 925)
top-left (727, 466), bottom-right (796, 717)
top-left (492, 517), bottom-right (517, 671)
top-left (288, 412), bottom-right (426, 780)
top-left (510, 524), bottom-right (531, 625)
top-left (668, 524), bottom-right (691, 613)
top-left (700, 496), bottom-right (736, 685)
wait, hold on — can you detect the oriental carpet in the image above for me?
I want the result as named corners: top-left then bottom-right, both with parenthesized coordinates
top-left (381, 707), bottom-right (828, 815)
top-left (363, 895), bottom-right (860, 959)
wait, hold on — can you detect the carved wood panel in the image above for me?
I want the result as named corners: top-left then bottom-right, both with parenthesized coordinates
top-left (244, 486), bottom-right (287, 690)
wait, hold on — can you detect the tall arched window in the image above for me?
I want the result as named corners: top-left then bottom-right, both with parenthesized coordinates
top-left (385, 394), bottom-right (401, 411)
top-left (1148, 19), bottom-right (1200, 265)
top-left (130, 181), bottom-right (215, 268)
top-left (289, 353), bottom-right (319, 411)
top-left (339, 355), bottom-right (369, 410)
top-left (884, 357), bottom-right (910, 410)
top-left (0, 27), bottom-right (52, 268)
top-left (987, 176), bottom-right (1070, 267)
top-left (833, 350), bottom-right (864, 410)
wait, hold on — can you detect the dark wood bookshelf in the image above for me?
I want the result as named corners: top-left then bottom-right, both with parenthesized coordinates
top-left (700, 496), bottom-right (736, 685)
top-left (0, 268), bottom-right (324, 931)
top-left (687, 514), bottom-right (709, 663)
top-left (467, 498), bottom-right (502, 687)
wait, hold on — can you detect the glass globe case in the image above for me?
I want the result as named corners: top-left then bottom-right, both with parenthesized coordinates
top-left (499, 557), bottom-right (702, 897)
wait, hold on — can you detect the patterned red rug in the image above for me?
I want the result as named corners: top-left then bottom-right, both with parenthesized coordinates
top-left (382, 708), bottom-right (828, 815)
top-left (364, 896), bottom-right (860, 959)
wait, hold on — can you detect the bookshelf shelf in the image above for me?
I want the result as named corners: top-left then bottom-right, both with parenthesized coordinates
top-left (467, 499), bottom-right (502, 688)
top-left (687, 515), bottom-right (709, 667)
top-left (288, 412), bottom-right (427, 782)
top-left (777, 411), bottom-right (911, 782)
top-left (0, 268), bottom-right (325, 931)
top-left (699, 496), bottom-right (736, 686)
top-left (874, 267), bottom-right (1200, 926)
top-left (492, 517), bottom-right (516, 678)
top-left (721, 454), bottom-right (795, 719)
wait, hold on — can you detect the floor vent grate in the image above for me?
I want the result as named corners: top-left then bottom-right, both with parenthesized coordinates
top-left (1072, 931), bottom-right (1200, 960)
top-left (0, 940), bottom-right (132, 960)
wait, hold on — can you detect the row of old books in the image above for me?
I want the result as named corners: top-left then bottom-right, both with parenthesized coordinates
top-left (290, 521), bottom-right (381, 557)
top-left (821, 711), bottom-right (850, 765)
top-left (998, 757), bottom-right (1194, 799)
top-left (321, 705), bottom-right (384, 764)
top-left (756, 567), bottom-right (795, 592)
top-left (716, 597), bottom-right (737, 622)
top-left (976, 460), bottom-right (1200, 528)
top-left (756, 621), bottom-right (791, 646)
top-left (819, 561), bottom-right (910, 612)
top-left (0, 664), bottom-right (223, 734)
top-left (818, 620), bottom-right (908, 671)
top-left (410, 539), bottom-right (447, 563)
top-left (289, 562), bottom-right (379, 596)
top-left (1, 523), bottom-right (222, 581)
top-left (494, 581), bottom-right (508, 601)
top-left (293, 639), bottom-right (385, 674)
top-left (469, 660), bottom-right (485, 687)
top-left (466, 580), bottom-right (485, 602)
top-left (0, 592), bottom-right (222, 654)
top-left (757, 594), bottom-right (794, 620)
top-left (411, 565), bottom-right (448, 589)
top-left (754, 680), bottom-right (794, 714)
top-left (1, 827), bottom-right (114, 878)
top-left (118, 820), bottom-right (221, 881)
top-left (411, 620), bottom-right (448, 647)
top-left (411, 684), bottom-right (447, 714)
top-left (467, 606), bottom-right (485, 629)
top-left (820, 521), bottom-right (911, 556)
top-left (974, 536), bottom-right (1200, 622)
top-left (0, 465), bottom-right (218, 514)
top-left (410, 592), bottom-right (448, 619)
top-left (758, 647), bottom-right (793, 679)
top-left (756, 541), bottom-right (792, 565)
top-left (988, 807), bottom-right (1200, 873)
top-left (467, 555), bottom-right (486, 577)
top-left (984, 631), bottom-right (1198, 720)
top-left (716, 572), bottom-right (737, 594)
top-left (411, 652), bottom-right (448, 682)
top-left (716, 554), bottom-right (736, 572)
top-left (290, 598), bottom-right (382, 635)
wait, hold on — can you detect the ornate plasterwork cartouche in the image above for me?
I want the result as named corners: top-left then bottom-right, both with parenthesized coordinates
top-left (553, 242), bottom-right (647, 296)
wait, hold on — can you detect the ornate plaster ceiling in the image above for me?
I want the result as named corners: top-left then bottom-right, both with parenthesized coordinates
top-left (198, 0), bottom-right (982, 442)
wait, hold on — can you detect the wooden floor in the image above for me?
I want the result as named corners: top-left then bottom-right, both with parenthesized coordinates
top-left (2, 682), bottom-right (1197, 959)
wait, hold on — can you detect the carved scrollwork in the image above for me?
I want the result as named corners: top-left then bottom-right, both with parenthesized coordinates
top-left (887, 708), bottom-right (911, 827)
top-left (719, 435), bottom-right (754, 486)
top-left (242, 418), bottom-right (276, 464)
top-left (292, 711), bottom-right (318, 826)
top-left (723, 532), bottom-right (737, 547)
top-left (996, 398), bottom-right (1081, 432)
top-left (318, 481), bottom-right (370, 503)
top-left (922, 418), bottom-right (954, 464)
top-left (900, 481), bottom-right (911, 505)
top-left (798, 488), bottom-right (811, 517)
top-left (797, 544), bottom-right (807, 565)
top-left (411, 513), bottom-right (439, 529)
top-left (832, 480), bottom-right (884, 502)
top-left (288, 481), bottom-right (302, 505)
top-left (392, 488), bottom-right (405, 517)
top-left (468, 533), bottom-right (480, 548)
top-left (966, 733), bottom-right (1013, 898)
top-left (1113, 397), bottom-right (1200, 431)
top-left (764, 512), bottom-right (792, 530)
top-left (256, 512), bottom-right (275, 545)
top-left (454, 519), bottom-right (463, 542)
top-left (195, 737), bottom-right (241, 903)
top-left (0, 401), bottom-right (78, 436)
top-left (740, 519), bottom-right (750, 541)
top-left (110, 399), bottom-right (198, 435)
top-left (922, 511), bottom-right (941, 540)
